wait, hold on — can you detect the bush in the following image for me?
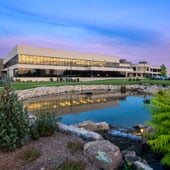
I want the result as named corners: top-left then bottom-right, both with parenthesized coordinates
top-left (50, 77), bottom-right (54, 81)
top-left (67, 141), bottom-right (83, 154)
top-left (54, 159), bottom-right (86, 170)
top-left (136, 78), bottom-right (141, 81)
top-left (30, 113), bottom-right (58, 139)
top-left (162, 84), bottom-right (167, 88)
top-left (120, 85), bottom-right (126, 94)
top-left (158, 89), bottom-right (165, 96)
top-left (123, 160), bottom-right (136, 170)
top-left (19, 149), bottom-right (41, 162)
top-left (29, 125), bottom-right (40, 140)
top-left (59, 77), bottom-right (63, 82)
top-left (0, 78), bottom-right (29, 151)
top-left (145, 89), bottom-right (170, 166)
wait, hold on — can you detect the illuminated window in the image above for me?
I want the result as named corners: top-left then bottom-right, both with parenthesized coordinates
top-left (17, 54), bottom-right (116, 69)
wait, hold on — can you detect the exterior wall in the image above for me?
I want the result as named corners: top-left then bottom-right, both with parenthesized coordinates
top-left (150, 66), bottom-right (161, 75)
top-left (3, 46), bottom-right (18, 64)
top-left (129, 63), bottom-right (161, 77)
top-left (4, 45), bottom-right (119, 64)
top-left (15, 64), bottom-right (133, 72)
top-left (0, 59), bottom-right (3, 79)
top-left (2, 45), bottom-right (161, 80)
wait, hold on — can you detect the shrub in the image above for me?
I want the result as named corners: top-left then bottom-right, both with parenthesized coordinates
top-left (162, 84), bottom-right (167, 88)
top-left (145, 89), bottom-right (170, 166)
top-left (67, 141), bottom-right (83, 154)
top-left (50, 77), bottom-right (54, 81)
top-left (16, 79), bottom-right (21, 82)
top-left (30, 113), bottom-right (58, 138)
top-left (0, 78), bottom-right (29, 151)
top-left (120, 85), bottom-right (126, 94)
top-left (19, 149), bottom-right (41, 162)
top-left (59, 77), bottom-right (63, 82)
top-left (123, 160), bottom-right (136, 170)
top-left (54, 159), bottom-right (86, 170)
top-left (158, 89), bottom-right (165, 96)
top-left (136, 78), bottom-right (141, 81)
top-left (29, 125), bottom-right (40, 140)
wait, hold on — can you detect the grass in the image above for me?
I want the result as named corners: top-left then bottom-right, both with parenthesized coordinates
top-left (67, 141), bottom-right (83, 154)
top-left (54, 159), bottom-right (86, 170)
top-left (11, 81), bottom-right (81, 90)
top-left (19, 149), bottom-right (41, 162)
top-left (0, 78), bottom-right (170, 90)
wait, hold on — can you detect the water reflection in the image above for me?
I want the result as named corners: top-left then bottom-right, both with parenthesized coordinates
top-left (24, 92), bottom-right (127, 115)
top-left (24, 91), bottom-right (150, 127)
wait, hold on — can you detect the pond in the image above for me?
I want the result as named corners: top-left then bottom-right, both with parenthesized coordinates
top-left (24, 91), bottom-right (151, 128)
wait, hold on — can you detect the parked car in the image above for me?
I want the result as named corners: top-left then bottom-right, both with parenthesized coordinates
top-left (151, 75), bottom-right (160, 80)
top-left (160, 76), bottom-right (168, 80)
top-left (151, 75), bottom-right (169, 80)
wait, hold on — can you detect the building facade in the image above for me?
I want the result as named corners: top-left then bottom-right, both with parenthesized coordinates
top-left (0, 59), bottom-right (3, 79)
top-left (2, 45), bottom-right (160, 81)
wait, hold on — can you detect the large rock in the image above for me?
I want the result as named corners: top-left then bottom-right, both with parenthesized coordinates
top-left (84, 140), bottom-right (122, 170)
top-left (134, 161), bottom-right (153, 170)
top-left (109, 130), bottom-right (142, 141)
top-left (122, 150), bottom-right (141, 162)
top-left (74, 121), bottom-right (110, 131)
top-left (58, 123), bottom-right (103, 141)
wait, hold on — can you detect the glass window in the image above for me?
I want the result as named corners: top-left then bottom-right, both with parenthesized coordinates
top-left (16, 54), bottom-right (117, 69)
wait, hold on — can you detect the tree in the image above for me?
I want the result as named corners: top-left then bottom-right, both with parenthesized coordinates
top-left (160, 64), bottom-right (167, 76)
top-left (0, 78), bottom-right (29, 150)
top-left (146, 89), bottom-right (170, 166)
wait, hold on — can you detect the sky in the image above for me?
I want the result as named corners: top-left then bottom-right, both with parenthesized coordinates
top-left (0, 0), bottom-right (170, 72)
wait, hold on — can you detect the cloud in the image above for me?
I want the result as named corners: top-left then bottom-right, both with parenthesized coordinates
top-left (0, 0), bottom-right (170, 73)
top-left (0, 0), bottom-right (167, 45)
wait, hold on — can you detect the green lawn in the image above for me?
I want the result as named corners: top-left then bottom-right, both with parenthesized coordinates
top-left (6, 78), bottom-right (170, 90)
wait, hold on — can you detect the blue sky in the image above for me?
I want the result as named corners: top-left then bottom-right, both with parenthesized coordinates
top-left (0, 0), bottom-right (170, 72)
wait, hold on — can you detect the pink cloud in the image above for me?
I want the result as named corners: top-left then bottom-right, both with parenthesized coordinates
top-left (0, 35), bottom-right (170, 74)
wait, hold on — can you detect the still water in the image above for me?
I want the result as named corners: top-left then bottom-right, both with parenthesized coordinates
top-left (25, 91), bottom-right (151, 128)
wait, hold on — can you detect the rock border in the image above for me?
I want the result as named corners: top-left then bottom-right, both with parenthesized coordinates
top-left (17, 84), bottom-right (169, 100)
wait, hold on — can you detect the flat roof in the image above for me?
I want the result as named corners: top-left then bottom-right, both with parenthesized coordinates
top-left (4, 45), bottom-right (119, 64)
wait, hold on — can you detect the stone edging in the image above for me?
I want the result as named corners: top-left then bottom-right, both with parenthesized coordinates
top-left (16, 84), bottom-right (169, 100)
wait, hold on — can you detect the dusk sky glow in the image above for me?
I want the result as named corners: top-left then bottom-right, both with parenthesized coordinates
top-left (0, 0), bottom-right (170, 72)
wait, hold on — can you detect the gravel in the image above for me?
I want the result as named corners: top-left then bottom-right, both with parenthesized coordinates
top-left (0, 132), bottom-right (99, 170)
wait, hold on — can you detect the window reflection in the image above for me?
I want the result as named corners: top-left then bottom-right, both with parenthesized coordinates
top-left (18, 54), bottom-right (109, 67)
top-left (25, 97), bottom-right (107, 113)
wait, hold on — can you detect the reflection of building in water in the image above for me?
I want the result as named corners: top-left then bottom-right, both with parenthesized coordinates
top-left (24, 92), bottom-right (125, 115)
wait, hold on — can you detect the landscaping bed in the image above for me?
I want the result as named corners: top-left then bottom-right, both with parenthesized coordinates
top-left (0, 131), bottom-right (98, 170)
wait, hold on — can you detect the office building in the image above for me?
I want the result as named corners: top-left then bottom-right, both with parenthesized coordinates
top-left (0, 59), bottom-right (3, 79)
top-left (2, 45), bottom-right (161, 81)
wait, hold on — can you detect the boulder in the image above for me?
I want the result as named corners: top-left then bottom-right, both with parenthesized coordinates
top-left (109, 130), bottom-right (142, 141)
top-left (74, 121), bottom-right (110, 131)
top-left (58, 123), bottom-right (103, 141)
top-left (84, 140), bottom-right (122, 170)
top-left (122, 150), bottom-right (141, 162)
top-left (134, 161), bottom-right (153, 170)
